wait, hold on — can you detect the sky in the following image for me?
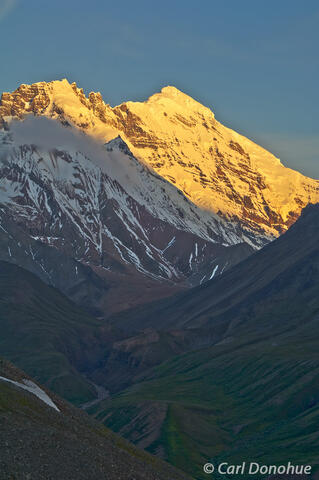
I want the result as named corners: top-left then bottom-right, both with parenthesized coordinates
top-left (0, 0), bottom-right (318, 178)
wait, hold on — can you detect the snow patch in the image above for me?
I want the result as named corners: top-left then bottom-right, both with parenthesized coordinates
top-left (209, 265), bottom-right (219, 280)
top-left (0, 375), bottom-right (60, 412)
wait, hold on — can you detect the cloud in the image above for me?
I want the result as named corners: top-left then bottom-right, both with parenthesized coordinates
top-left (9, 115), bottom-right (108, 164)
top-left (7, 115), bottom-right (319, 183)
top-left (6, 115), bottom-right (159, 199)
top-left (0, 0), bottom-right (17, 22)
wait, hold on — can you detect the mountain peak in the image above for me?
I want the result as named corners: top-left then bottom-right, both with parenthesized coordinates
top-left (1, 79), bottom-right (318, 244)
top-left (160, 85), bottom-right (186, 97)
top-left (105, 135), bottom-right (133, 156)
top-left (146, 85), bottom-right (214, 117)
top-left (0, 79), bottom-right (78, 122)
top-left (13, 78), bottom-right (73, 95)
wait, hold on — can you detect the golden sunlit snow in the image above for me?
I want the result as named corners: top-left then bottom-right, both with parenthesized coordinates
top-left (1, 79), bottom-right (318, 240)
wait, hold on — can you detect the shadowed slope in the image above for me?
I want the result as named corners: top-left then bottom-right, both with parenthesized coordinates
top-left (90, 205), bottom-right (319, 479)
top-left (0, 357), bottom-right (192, 480)
top-left (0, 261), bottom-right (114, 404)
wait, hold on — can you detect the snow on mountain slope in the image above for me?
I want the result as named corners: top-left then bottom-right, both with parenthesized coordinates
top-left (1, 79), bottom-right (318, 245)
top-left (0, 121), bottom-right (253, 316)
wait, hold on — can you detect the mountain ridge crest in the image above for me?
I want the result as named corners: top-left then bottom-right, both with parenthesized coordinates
top-left (1, 78), bottom-right (319, 243)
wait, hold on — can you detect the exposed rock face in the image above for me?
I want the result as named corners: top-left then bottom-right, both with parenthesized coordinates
top-left (1, 79), bottom-right (318, 244)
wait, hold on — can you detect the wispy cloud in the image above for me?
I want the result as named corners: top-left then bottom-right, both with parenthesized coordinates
top-left (0, 0), bottom-right (17, 22)
top-left (10, 115), bottom-right (105, 159)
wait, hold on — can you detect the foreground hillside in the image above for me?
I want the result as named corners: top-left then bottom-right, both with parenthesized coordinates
top-left (0, 357), bottom-right (191, 480)
top-left (90, 204), bottom-right (319, 479)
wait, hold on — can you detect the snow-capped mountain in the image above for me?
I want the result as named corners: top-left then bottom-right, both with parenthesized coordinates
top-left (0, 79), bottom-right (318, 314)
top-left (1, 79), bottom-right (318, 242)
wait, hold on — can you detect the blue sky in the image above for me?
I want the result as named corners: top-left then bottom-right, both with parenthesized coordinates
top-left (0, 0), bottom-right (318, 178)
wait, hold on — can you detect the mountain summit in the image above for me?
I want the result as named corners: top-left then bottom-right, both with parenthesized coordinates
top-left (1, 79), bottom-right (318, 245)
